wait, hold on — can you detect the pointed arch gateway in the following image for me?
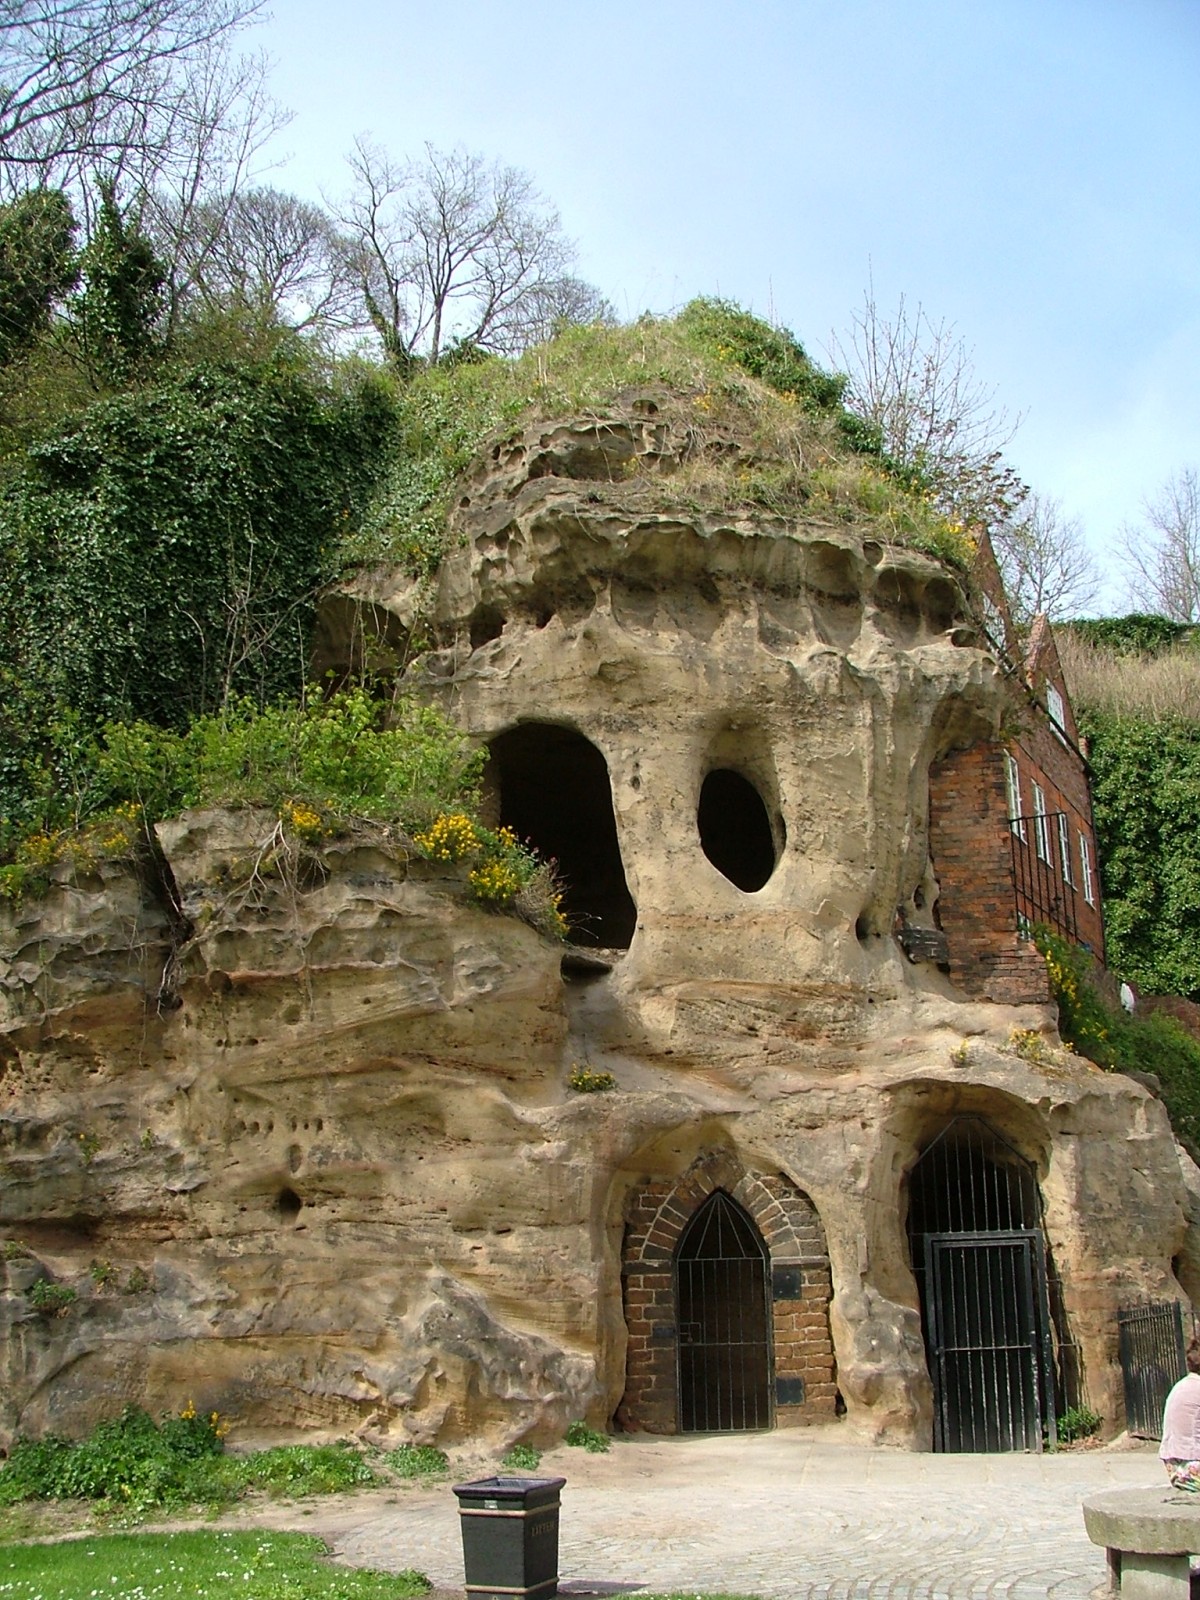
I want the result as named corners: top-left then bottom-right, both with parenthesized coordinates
top-left (675, 1190), bottom-right (771, 1432)
top-left (618, 1148), bottom-right (836, 1434)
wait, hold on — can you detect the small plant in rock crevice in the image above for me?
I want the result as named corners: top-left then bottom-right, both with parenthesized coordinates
top-left (1007, 1028), bottom-right (1056, 1068)
top-left (567, 1065), bottom-right (617, 1093)
top-left (25, 1279), bottom-right (77, 1317)
top-left (89, 1259), bottom-right (117, 1290)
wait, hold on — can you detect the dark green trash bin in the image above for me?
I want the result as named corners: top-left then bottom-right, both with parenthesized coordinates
top-left (453, 1474), bottom-right (566, 1600)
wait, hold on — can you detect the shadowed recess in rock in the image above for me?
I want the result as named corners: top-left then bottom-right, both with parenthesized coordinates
top-left (487, 722), bottom-right (636, 948)
top-left (698, 769), bottom-right (778, 892)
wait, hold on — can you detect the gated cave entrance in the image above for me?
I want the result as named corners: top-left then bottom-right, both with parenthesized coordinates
top-left (486, 722), bottom-right (637, 949)
top-left (675, 1190), bottom-right (772, 1433)
top-left (906, 1116), bottom-right (1058, 1452)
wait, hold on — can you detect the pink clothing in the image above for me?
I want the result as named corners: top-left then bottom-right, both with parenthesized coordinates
top-left (1160, 1372), bottom-right (1200, 1461)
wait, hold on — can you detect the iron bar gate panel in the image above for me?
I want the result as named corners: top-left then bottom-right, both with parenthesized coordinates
top-left (924, 1232), bottom-right (1056, 1453)
top-left (675, 1191), bottom-right (772, 1433)
top-left (1010, 812), bottom-right (1079, 945)
top-left (1118, 1301), bottom-right (1186, 1438)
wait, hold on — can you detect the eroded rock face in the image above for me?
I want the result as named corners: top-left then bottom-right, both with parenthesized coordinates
top-left (1, 399), bottom-right (1193, 1451)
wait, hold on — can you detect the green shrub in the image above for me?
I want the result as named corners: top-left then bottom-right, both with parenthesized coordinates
top-left (386, 1443), bottom-right (449, 1479)
top-left (500, 1443), bottom-right (542, 1471)
top-left (98, 686), bottom-right (485, 829)
top-left (675, 297), bottom-right (853, 426)
top-left (224, 1443), bottom-right (377, 1498)
top-left (0, 1407), bottom-right (380, 1515)
top-left (0, 686), bottom-right (488, 892)
top-left (0, 354), bottom-right (395, 845)
top-left (1076, 711), bottom-right (1200, 998)
top-left (1056, 1404), bottom-right (1101, 1445)
top-left (0, 1404), bottom-right (224, 1511)
top-left (564, 1420), bottom-right (609, 1453)
top-left (1066, 615), bottom-right (1196, 657)
top-left (1036, 928), bottom-right (1200, 1152)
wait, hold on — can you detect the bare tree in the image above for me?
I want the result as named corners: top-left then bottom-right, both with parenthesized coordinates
top-left (503, 272), bottom-right (615, 349)
top-left (134, 37), bottom-right (287, 326)
top-left (992, 492), bottom-right (1100, 623)
top-left (1122, 468), bottom-right (1200, 622)
top-left (829, 288), bottom-right (1026, 529)
top-left (153, 184), bottom-right (356, 334)
top-left (0, 0), bottom-right (265, 180)
top-left (336, 139), bottom-right (601, 367)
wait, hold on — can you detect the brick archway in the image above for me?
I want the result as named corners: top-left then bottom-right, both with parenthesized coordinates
top-left (616, 1147), bottom-right (836, 1432)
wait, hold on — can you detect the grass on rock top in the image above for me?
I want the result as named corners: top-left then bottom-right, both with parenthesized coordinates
top-left (340, 301), bottom-right (973, 578)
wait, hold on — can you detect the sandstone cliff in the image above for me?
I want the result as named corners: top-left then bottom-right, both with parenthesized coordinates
top-left (1, 392), bottom-right (1190, 1451)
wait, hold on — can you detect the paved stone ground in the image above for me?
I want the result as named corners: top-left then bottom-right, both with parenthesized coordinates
top-left (310, 1429), bottom-right (1164, 1600)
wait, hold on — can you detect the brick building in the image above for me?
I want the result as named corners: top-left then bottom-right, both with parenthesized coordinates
top-left (929, 534), bottom-right (1105, 1004)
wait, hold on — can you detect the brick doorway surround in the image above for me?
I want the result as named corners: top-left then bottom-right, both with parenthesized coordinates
top-left (616, 1147), bottom-right (837, 1433)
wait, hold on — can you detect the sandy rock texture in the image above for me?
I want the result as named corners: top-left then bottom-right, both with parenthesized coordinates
top-left (0, 397), bottom-right (1192, 1451)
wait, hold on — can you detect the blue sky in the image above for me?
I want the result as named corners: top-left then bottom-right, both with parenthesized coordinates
top-left (251, 0), bottom-right (1200, 611)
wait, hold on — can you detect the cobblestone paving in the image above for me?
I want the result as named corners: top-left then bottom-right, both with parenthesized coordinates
top-left (329, 1430), bottom-right (1161, 1600)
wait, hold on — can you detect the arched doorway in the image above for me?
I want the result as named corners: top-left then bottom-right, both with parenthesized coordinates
top-left (617, 1150), bottom-right (836, 1434)
top-left (906, 1115), bottom-right (1057, 1452)
top-left (675, 1190), bottom-right (772, 1433)
top-left (486, 723), bottom-right (636, 948)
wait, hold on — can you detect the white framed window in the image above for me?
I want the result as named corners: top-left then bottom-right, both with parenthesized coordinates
top-left (1032, 782), bottom-right (1051, 863)
top-left (1046, 682), bottom-right (1068, 742)
top-left (982, 591), bottom-right (1007, 650)
top-left (1057, 812), bottom-right (1074, 885)
top-left (1004, 753), bottom-right (1025, 838)
top-left (1079, 831), bottom-right (1096, 906)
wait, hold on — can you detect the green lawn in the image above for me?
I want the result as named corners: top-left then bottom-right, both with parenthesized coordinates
top-left (0, 1529), bottom-right (431, 1599)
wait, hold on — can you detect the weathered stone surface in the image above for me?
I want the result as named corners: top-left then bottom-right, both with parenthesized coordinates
top-left (1, 397), bottom-right (1194, 1452)
top-left (1083, 1487), bottom-right (1200, 1554)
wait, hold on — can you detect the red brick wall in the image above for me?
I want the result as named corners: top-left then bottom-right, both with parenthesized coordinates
top-left (929, 742), bottom-right (1051, 1004)
top-left (616, 1147), bottom-right (836, 1434)
top-left (929, 681), bottom-right (1105, 1003)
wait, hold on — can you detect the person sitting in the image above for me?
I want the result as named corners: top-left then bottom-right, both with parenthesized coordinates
top-left (1160, 1340), bottom-right (1200, 1491)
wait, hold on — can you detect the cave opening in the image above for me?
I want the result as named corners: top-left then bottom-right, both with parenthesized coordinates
top-left (487, 723), bottom-right (637, 949)
top-left (697, 768), bottom-right (778, 892)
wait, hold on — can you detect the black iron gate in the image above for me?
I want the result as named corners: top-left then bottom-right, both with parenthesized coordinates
top-left (1118, 1301), bottom-right (1186, 1438)
top-left (924, 1231), bottom-right (1056, 1452)
top-left (908, 1117), bottom-right (1062, 1453)
top-left (675, 1190), bottom-right (772, 1433)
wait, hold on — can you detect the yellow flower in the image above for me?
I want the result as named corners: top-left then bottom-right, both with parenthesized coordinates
top-left (415, 812), bottom-right (481, 862)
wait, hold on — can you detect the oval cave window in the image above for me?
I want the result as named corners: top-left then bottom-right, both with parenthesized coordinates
top-left (698, 769), bottom-right (778, 892)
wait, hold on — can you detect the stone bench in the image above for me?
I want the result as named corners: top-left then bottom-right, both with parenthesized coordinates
top-left (1083, 1488), bottom-right (1200, 1599)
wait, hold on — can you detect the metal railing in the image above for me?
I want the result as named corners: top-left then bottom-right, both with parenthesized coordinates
top-left (1009, 811), bottom-right (1079, 945)
top-left (1118, 1301), bottom-right (1186, 1438)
